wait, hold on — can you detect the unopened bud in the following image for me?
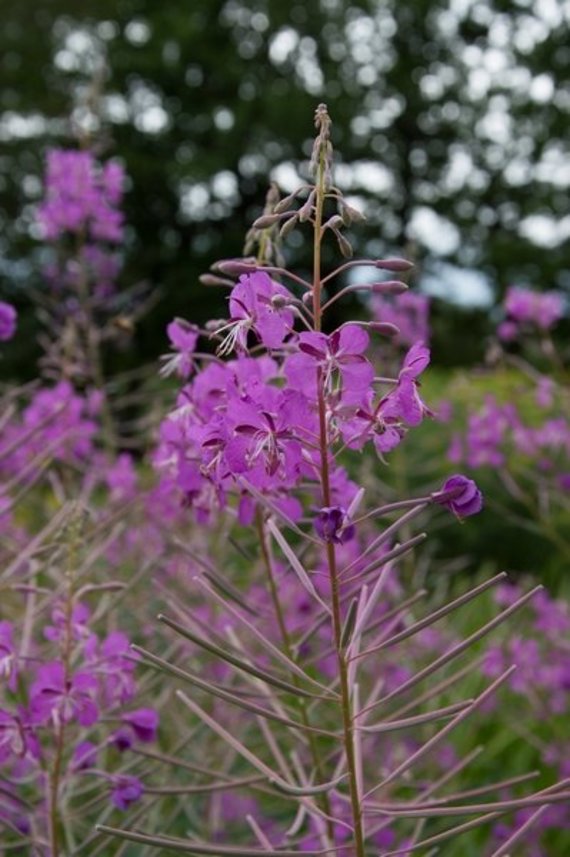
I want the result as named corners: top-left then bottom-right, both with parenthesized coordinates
top-left (271, 293), bottom-right (289, 309)
top-left (298, 192), bottom-right (315, 222)
top-left (336, 233), bottom-right (353, 259)
top-left (375, 258), bottom-right (414, 272)
top-left (216, 260), bottom-right (258, 276)
top-left (199, 274), bottom-right (234, 287)
top-left (341, 203), bottom-right (366, 225)
top-left (279, 214), bottom-right (298, 239)
top-left (368, 321), bottom-right (401, 337)
top-left (252, 212), bottom-right (288, 229)
top-left (371, 280), bottom-right (409, 295)
top-left (274, 192), bottom-right (299, 214)
top-left (302, 291), bottom-right (314, 306)
top-left (325, 214), bottom-right (344, 231)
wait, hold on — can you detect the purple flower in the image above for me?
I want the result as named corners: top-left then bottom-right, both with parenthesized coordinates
top-left (314, 506), bottom-right (355, 544)
top-left (0, 706), bottom-right (40, 764)
top-left (110, 729), bottom-right (133, 752)
top-left (110, 775), bottom-right (144, 810)
top-left (433, 474), bottom-right (483, 518)
top-left (37, 149), bottom-right (125, 243)
top-left (0, 302), bottom-right (17, 341)
top-left (218, 271), bottom-right (294, 353)
top-left (224, 388), bottom-right (310, 481)
top-left (370, 292), bottom-right (430, 347)
top-left (30, 662), bottom-right (98, 727)
top-left (387, 341), bottom-right (431, 426)
top-left (105, 453), bottom-right (138, 501)
top-left (502, 286), bottom-right (565, 334)
top-left (160, 319), bottom-right (200, 379)
top-left (73, 741), bottom-right (98, 770)
top-left (285, 323), bottom-right (374, 395)
top-left (122, 708), bottom-right (159, 743)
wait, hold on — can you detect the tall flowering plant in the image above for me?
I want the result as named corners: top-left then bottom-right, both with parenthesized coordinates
top-left (0, 143), bottom-right (164, 854)
top-left (99, 106), bottom-right (568, 855)
top-left (448, 284), bottom-right (569, 565)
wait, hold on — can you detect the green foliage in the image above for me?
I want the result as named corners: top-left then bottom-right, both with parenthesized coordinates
top-left (2, 0), bottom-right (569, 379)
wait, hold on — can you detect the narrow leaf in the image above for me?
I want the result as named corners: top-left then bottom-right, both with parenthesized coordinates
top-left (157, 614), bottom-right (326, 699)
top-left (133, 645), bottom-right (337, 736)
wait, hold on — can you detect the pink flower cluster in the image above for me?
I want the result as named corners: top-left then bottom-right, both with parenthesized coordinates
top-left (37, 149), bottom-right (125, 243)
top-left (370, 291), bottom-right (430, 347)
top-left (0, 381), bottom-right (101, 480)
top-left (449, 392), bottom-right (570, 488)
top-left (498, 286), bottom-right (565, 341)
top-left (0, 605), bottom-right (158, 833)
top-left (155, 270), bottom-right (436, 527)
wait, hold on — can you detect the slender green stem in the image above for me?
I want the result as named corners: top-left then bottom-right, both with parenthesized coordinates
top-left (48, 511), bottom-right (80, 856)
top-left (312, 135), bottom-right (366, 857)
top-left (255, 512), bottom-right (335, 844)
top-left (74, 234), bottom-right (117, 453)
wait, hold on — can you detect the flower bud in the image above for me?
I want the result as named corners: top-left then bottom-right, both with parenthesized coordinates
top-left (367, 321), bottom-right (401, 337)
top-left (274, 191), bottom-right (301, 213)
top-left (340, 203), bottom-right (366, 225)
top-left (252, 213), bottom-right (288, 229)
top-left (314, 506), bottom-right (355, 544)
top-left (298, 191), bottom-right (315, 222)
top-left (199, 274), bottom-right (234, 287)
top-left (375, 258), bottom-right (414, 272)
top-left (325, 214), bottom-right (344, 231)
top-left (213, 258), bottom-right (257, 276)
top-left (371, 280), bottom-right (409, 295)
top-left (432, 474), bottom-right (483, 519)
top-left (279, 214), bottom-right (298, 239)
top-left (336, 233), bottom-right (353, 258)
top-left (271, 293), bottom-right (290, 309)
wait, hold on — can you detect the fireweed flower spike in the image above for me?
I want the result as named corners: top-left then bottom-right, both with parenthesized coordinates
top-left (98, 104), bottom-right (567, 857)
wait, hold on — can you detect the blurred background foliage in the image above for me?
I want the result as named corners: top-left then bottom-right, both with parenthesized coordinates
top-left (1, 0), bottom-right (569, 378)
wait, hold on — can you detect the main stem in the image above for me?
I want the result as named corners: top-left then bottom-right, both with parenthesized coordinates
top-left (256, 512), bottom-right (335, 845)
top-left (48, 509), bottom-right (79, 856)
top-left (312, 143), bottom-right (366, 857)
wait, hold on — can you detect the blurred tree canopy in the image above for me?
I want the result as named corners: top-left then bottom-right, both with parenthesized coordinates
top-left (1, 0), bottom-right (568, 375)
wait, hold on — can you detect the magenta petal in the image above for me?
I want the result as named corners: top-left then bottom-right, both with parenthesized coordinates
top-left (340, 358), bottom-right (375, 391)
top-left (402, 341), bottom-right (430, 378)
top-left (337, 324), bottom-right (369, 356)
top-left (374, 426), bottom-right (402, 453)
top-left (397, 376), bottom-right (423, 425)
